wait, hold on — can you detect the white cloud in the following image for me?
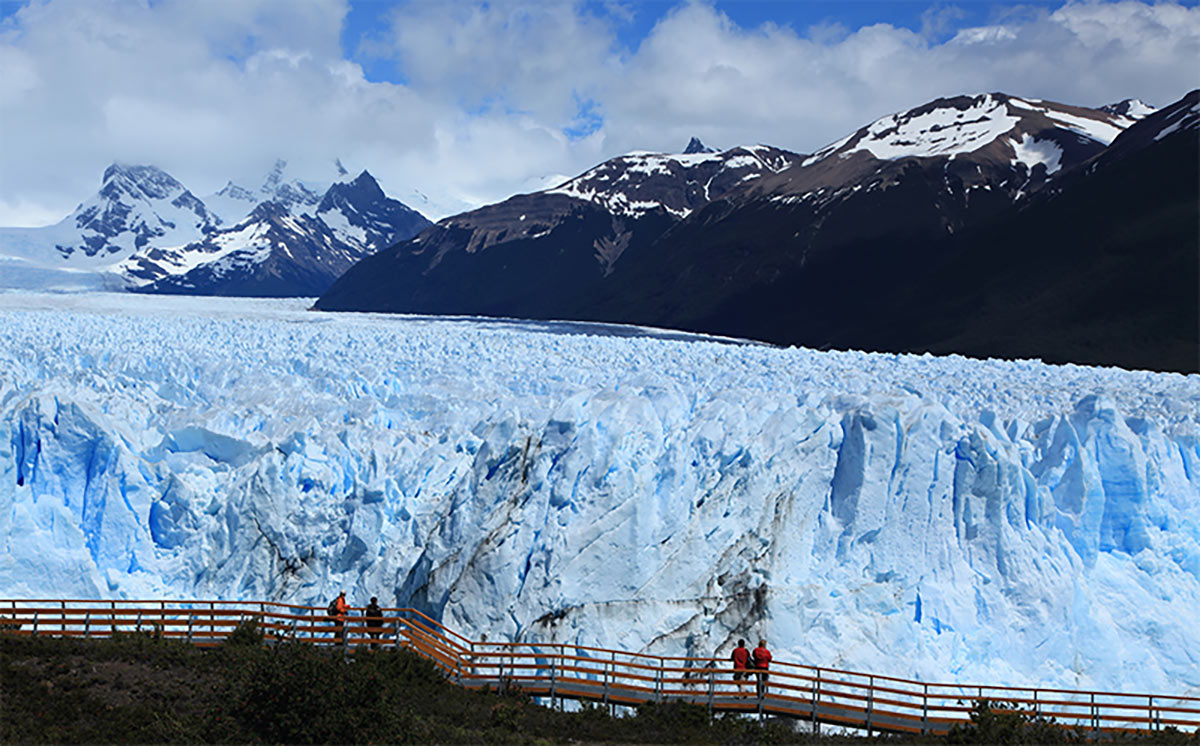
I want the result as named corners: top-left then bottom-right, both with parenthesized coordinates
top-left (0, 0), bottom-right (1197, 226)
top-left (593, 0), bottom-right (1200, 156)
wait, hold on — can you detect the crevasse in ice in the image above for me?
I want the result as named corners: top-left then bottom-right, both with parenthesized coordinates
top-left (1, 293), bottom-right (1198, 694)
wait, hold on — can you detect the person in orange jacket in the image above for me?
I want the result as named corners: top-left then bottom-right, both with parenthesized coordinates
top-left (752, 639), bottom-right (772, 698)
top-left (328, 591), bottom-right (349, 643)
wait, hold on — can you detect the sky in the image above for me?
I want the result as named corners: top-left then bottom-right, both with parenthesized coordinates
top-left (1, 0), bottom-right (1197, 225)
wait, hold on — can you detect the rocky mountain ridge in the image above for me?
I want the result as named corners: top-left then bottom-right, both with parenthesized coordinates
top-left (0, 160), bottom-right (430, 296)
top-left (314, 90), bottom-right (1196, 371)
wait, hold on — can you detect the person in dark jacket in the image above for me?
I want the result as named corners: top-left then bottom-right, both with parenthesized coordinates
top-left (752, 639), bottom-right (772, 698)
top-left (364, 596), bottom-right (384, 649)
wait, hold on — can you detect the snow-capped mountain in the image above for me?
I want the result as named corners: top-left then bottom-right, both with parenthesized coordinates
top-left (202, 158), bottom-right (337, 225)
top-left (315, 139), bottom-right (797, 316)
top-left (3, 293), bottom-right (1199, 696)
top-left (546, 141), bottom-right (794, 219)
top-left (318, 90), bottom-right (1197, 372)
top-left (120, 170), bottom-right (431, 296)
top-left (803, 92), bottom-right (1133, 167)
top-left (0, 161), bottom-right (431, 296)
top-left (0, 164), bottom-right (218, 267)
top-left (1099, 98), bottom-right (1158, 120)
top-left (315, 170), bottom-right (431, 255)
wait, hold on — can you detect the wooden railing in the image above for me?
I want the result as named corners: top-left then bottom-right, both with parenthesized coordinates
top-left (3, 599), bottom-right (1197, 736)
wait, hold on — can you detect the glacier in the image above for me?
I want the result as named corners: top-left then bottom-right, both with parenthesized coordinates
top-left (1, 292), bottom-right (1198, 697)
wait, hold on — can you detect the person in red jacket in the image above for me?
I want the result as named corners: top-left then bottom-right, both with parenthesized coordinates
top-left (752, 639), bottom-right (772, 698)
top-left (731, 638), bottom-right (751, 694)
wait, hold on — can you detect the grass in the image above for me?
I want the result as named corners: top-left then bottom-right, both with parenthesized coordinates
top-left (2, 630), bottom-right (1195, 745)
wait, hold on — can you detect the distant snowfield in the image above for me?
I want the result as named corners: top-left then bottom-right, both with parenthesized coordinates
top-left (2, 291), bottom-right (1198, 696)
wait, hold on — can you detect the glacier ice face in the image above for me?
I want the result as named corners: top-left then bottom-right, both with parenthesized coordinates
top-left (1, 292), bottom-right (1198, 696)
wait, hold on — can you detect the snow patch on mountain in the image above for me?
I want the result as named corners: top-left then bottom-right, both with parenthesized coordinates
top-left (1, 292), bottom-right (1198, 696)
top-left (1100, 98), bottom-right (1158, 121)
top-left (1008, 99), bottom-right (1126, 145)
top-left (1010, 134), bottom-right (1064, 174)
top-left (804, 94), bottom-right (1132, 168)
top-left (1154, 99), bottom-right (1200, 141)
top-left (853, 94), bottom-right (1020, 160)
top-left (547, 145), bottom-right (793, 218)
top-left (117, 220), bottom-right (274, 285)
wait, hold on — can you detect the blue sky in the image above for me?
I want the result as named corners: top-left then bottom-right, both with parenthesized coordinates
top-left (1, 0), bottom-right (1197, 224)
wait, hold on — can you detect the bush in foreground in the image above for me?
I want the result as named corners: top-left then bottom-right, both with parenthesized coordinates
top-left (3, 633), bottom-right (1195, 744)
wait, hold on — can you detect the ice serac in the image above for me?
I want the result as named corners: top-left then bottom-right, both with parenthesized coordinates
top-left (1, 294), bottom-right (1198, 696)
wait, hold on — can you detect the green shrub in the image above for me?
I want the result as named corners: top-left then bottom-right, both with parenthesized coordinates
top-left (221, 643), bottom-right (413, 744)
top-left (224, 616), bottom-right (264, 647)
top-left (947, 699), bottom-right (1079, 745)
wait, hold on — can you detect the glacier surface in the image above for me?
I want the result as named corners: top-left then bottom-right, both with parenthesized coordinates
top-left (1, 292), bottom-right (1198, 696)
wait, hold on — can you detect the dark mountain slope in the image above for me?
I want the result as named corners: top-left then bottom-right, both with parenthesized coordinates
top-left (897, 93), bottom-right (1199, 372)
top-left (644, 92), bottom-right (1198, 372)
top-left (313, 144), bottom-right (798, 314)
top-left (322, 194), bottom-right (678, 317)
top-left (315, 92), bottom-right (1193, 371)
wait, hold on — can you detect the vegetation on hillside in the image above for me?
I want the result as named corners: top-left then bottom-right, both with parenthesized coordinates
top-left (2, 629), bottom-right (1195, 744)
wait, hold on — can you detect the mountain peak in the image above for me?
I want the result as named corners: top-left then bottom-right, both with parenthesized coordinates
top-left (261, 159), bottom-right (288, 192)
top-left (102, 162), bottom-right (170, 183)
top-left (803, 91), bottom-right (1134, 168)
top-left (99, 163), bottom-right (186, 201)
top-left (683, 137), bottom-right (715, 154)
top-left (1100, 98), bottom-right (1157, 120)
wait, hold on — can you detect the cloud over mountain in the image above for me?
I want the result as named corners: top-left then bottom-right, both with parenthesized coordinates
top-left (1, 0), bottom-right (1197, 226)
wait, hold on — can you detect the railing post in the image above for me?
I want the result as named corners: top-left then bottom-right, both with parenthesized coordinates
top-left (1091, 692), bottom-right (1097, 734)
top-left (187, 615), bottom-right (194, 644)
top-left (549, 649), bottom-right (558, 708)
top-left (812, 668), bottom-right (821, 734)
top-left (31, 610), bottom-right (38, 636)
top-left (61, 600), bottom-right (65, 636)
top-left (867, 675), bottom-right (874, 736)
top-left (603, 656), bottom-right (611, 708)
top-left (84, 612), bottom-right (91, 640)
top-left (467, 641), bottom-right (475, 685)
top-left (558, 646), bottom-right (565, 711)
top-left (656, 658), bottom-right (663, 703)
top-left (111, 600), bottom-right (116, 635)
top-left (136, 610), bottom-right (143, 632)
top-left (209, 602), bottom-right (215, 643)
top-left (1033, 688), bottom-right (1038, 720)
top-left (1148, 696), bottom-right (1155, 731)
top-left (922, 682), bottom-right (929, 735)
top-left (757, 669), bottom-right (765, 719)
top-left (707, 665), bottom-right (715, 719)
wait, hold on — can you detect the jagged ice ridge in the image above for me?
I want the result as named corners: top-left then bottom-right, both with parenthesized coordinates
top-left (1, 293), bottom-right (1198, 697)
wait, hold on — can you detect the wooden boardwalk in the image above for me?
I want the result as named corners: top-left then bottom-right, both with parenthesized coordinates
top-left (4, 598), bottom-right (1197, 736)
